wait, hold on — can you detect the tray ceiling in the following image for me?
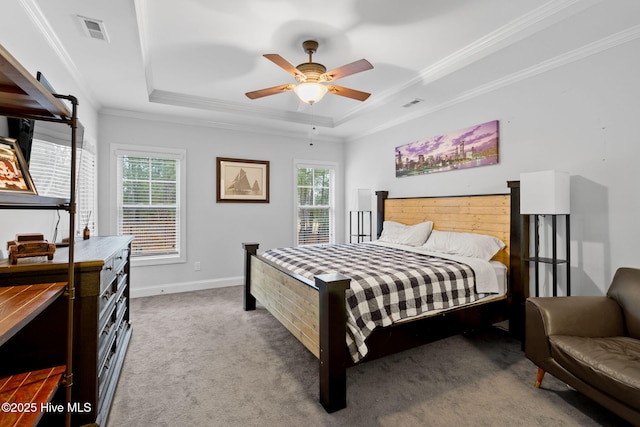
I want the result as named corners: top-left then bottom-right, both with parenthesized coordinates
top-left (20, 0), bottom-right (640, 142)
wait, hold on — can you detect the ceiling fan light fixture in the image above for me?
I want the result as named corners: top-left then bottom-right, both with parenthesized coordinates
top-left (246, 40), bottom-right (372, 103)
top-left (294, 82), bottom-right (328, 104)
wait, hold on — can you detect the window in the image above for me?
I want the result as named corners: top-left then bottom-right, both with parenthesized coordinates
top-left (29, 138), bottom-right (97, 236)
top-left (295, 162), bottom-right (336, 246)
top-left (76, 147), bottom-right (97, 233)
top-left (113, 146), bottom-right (185, 264)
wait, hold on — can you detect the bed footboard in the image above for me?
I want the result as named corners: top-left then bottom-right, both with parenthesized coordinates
top-left (242, 242), bottom-right (350, 412)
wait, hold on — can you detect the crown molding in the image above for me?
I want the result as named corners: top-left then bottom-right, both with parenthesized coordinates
top-left (148, 89), bottom-right (335, 128)
top-left (19, 0), bottom-right (100, 113)
top-left (348, 23), bottom-right (640, 142)
top-left (100, 107), bottom-right (345, 143)
top-left (335, 0), bottom-right (601, 128)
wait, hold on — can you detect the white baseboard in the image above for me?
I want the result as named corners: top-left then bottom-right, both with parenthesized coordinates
top-left (130, 276), bottom-right (243, 298)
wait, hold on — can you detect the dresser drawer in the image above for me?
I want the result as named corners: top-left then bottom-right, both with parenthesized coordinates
top-left (113, 246), bottom-right (129, 275)
top-left (98, 350), bottom-right (116, 401)
top-left (114, 272), bottom-right (128, 302)
top-left (99, 282), bottom-right (117, 331)
top-left (98, 313), bottom-right (118, 370)
top-left (115, 310), bottom-right (130, 349)
top-left (100, 257), bottom-right (116, 294)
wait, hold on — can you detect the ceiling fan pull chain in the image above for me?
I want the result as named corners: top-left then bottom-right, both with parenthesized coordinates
top-left (309, 105), bottom-right (314, 146)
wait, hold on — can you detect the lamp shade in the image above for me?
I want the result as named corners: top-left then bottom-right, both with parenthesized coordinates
top-left (354, 188), bottom-right (372, 211)
top-left (294, 82), bottom-right (328, 104)
top-left (520, 170), bottom-right (570, 214)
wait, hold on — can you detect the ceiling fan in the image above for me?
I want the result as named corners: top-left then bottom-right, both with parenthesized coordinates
top-left (245, 40), bottom-right (373, 105)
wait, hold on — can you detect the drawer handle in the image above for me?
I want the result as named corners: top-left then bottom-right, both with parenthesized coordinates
top-left (105, 266), bottom-right (113, 271)
top-left (102, 291), bottom-right (113, 300)
top-left (102, 321), bottom-right (114, 335)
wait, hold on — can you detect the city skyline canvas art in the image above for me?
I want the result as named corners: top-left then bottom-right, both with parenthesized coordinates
top-left (395, 120), bottom-right (499, 177)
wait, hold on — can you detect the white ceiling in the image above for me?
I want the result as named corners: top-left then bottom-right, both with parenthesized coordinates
top-left (27, 0), bottom-right (640, 142)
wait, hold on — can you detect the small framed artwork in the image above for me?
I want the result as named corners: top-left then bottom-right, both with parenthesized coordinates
top-left (216, 157), bottom-right (269, 203)
top-left (0, 136), bottom-right (37, 194)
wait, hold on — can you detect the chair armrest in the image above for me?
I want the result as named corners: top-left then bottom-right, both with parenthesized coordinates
top-left (525, 296), bottom-right (624, 365)
top-left (527, 296), bottom-right (624, 337)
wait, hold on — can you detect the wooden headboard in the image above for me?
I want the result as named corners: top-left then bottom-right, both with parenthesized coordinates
top-left (379, 193), bottom-right (511, 268)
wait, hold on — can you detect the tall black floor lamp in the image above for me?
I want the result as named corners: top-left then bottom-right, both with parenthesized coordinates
top-left (350, 189), bottom-right (372, 243)
top-left (520, 170), bottom-right (571, 297)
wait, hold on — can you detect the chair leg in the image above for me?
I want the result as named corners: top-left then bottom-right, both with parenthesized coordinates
top-left (535, 368), bottom-right (546, 388)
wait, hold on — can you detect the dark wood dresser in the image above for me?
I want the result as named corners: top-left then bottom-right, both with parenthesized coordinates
top-left (0, 235), bottom-right (133, 426)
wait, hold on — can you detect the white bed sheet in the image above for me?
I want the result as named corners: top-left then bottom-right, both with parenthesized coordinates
top-left (369, 240), bottom-right (506, 295)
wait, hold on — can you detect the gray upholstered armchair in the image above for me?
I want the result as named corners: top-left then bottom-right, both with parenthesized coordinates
top-left (525, 267), bottom-right (640, 425)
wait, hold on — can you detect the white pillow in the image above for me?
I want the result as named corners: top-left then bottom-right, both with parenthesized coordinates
top-left (378, 221), bottom-right (433, 247)
top-left (422, 230), bottom-right (505, 260)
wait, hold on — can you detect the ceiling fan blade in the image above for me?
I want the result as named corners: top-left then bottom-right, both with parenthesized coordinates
top-left (263, 54), bottom-right (306, 80)
top-left (327, 85), bottom-right (371, 101)
top-left (322, 59), bottom-right (373, 82)
top-left (245, 83), bottom-right (295, 99)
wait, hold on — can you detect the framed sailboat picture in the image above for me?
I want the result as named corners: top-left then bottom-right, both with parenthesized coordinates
top-left (0, 136), bottom-right (37, 195)
top-left (216, 157), bottom-right (270, 203)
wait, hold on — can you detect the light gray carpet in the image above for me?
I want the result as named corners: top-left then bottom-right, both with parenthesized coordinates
top-left (107, 286), bottom-right (629, 427)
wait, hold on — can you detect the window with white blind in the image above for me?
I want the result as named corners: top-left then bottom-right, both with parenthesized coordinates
top-left (28, 138), bottom-right (97, 237)
top-left (114, 146), bottom-right (185, 265)
top-left (295, 162), bottom-right (336, 246)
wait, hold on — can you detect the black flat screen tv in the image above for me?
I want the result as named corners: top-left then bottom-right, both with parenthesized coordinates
top-left (7, 117), bottom-right (35, 164)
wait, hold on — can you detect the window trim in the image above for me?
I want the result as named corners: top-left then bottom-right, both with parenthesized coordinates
top-left (110, 144), bottom-right (186, 267)
top-left (293, 159), bottom-right (337, 247)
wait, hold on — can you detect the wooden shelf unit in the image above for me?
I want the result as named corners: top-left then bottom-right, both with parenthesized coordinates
top-left (0, 44), bottom-right (70, 121)
top-left (0, 283), bottom-right (66, 345)
top-left (0, 366), bottom-right (67, 427)
top-left (0, 284), bottom-right (68, 427)
top-left (0, 43), bottom-right (79, 426)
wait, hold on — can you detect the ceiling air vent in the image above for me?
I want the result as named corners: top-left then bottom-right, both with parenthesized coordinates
top-left (402, 98), bottom-right (424, 108)
top-left (78, 16), bottom-right (109, 42)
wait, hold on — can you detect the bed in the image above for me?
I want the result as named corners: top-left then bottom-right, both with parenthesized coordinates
top-left (242, 182), bottom-right (529, 412)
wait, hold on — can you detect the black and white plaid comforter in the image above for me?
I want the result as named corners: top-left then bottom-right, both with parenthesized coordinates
top-left (261, 242), bottom-right (487, 362)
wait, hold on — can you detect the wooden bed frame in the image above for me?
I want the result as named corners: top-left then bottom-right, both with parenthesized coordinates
top-left (242, 182), bottom-right (528, 412)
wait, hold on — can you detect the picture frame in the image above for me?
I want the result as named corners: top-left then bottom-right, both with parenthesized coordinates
top-left (216, 157), bottom-right (269, 203)
top-left (395, 120), bottom-right (499, 177)
top-left (0, 136), bottom-right (37, 194)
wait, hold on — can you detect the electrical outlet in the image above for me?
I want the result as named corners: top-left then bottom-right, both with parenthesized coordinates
top-left (194, 261), bottom-right (201, 271)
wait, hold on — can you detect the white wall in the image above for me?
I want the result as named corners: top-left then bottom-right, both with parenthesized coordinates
top-left (344, 39), bottom-right (640, 296)
top-left (98, 113), bottom-right (344, 297)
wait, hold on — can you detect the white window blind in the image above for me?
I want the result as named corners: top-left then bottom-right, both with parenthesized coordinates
top-left (116, 152), bottom-right (182, 259)
top-left (296, 164), bottom-right (335, 246)
top-left (77, 149), bottom-right (96, 232)
top-left (28, 141), bottom-right (71, 197)
top-left (28, 139), bottom-right (97, 235)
